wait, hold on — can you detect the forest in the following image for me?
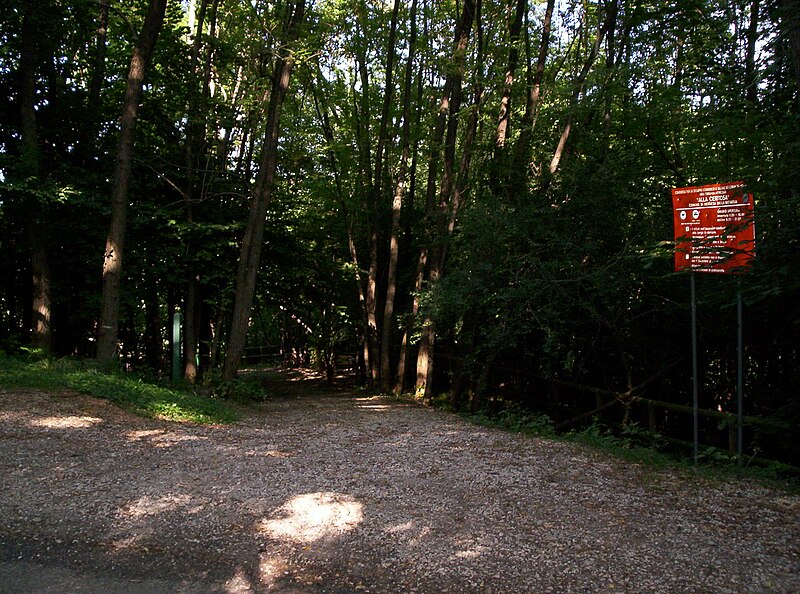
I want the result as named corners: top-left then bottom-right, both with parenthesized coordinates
top-left (1, 0), bottom-right (798, 464)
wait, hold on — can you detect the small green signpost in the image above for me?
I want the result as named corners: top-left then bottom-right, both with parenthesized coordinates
top-left (172, 312), bottom-right (182, 382)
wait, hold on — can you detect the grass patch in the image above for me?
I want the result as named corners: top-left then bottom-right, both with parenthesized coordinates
top-left (0, 356), bottom-right (238, 424)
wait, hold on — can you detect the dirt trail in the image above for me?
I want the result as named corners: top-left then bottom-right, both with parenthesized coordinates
top-left (1, 369), bottom-right (798, 593)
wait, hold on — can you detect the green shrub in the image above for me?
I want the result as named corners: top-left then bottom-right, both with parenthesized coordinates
top-left (200, 369), bottom-right (267, 402)
top-left (465, 402), bottom-right (555, 437)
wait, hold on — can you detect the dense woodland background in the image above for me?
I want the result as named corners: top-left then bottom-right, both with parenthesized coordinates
top-left (1, 0), bottom-right (798, 462)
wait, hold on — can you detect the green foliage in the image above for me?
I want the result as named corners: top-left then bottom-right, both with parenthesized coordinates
top-left (0, 0), bottom-right (796, 464)
top-left (0, 356), bottom-right (237, 424)
top-left (459, 399), bottom-right (797, 487)
top-left (204, 371), bottom-right (267, 402)
top-left (466, 402), bottom-right (556, 438)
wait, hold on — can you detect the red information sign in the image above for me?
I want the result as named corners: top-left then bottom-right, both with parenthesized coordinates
top-left (672, 181), bottom-right (755, 273)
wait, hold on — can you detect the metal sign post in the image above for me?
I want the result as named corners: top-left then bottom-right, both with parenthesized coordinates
top-left (691, 273), bottom-right (699, 463)
top-left (737, 284), bottom-right (744, 464)
top-left (672, 181), bottom-right (755, 464)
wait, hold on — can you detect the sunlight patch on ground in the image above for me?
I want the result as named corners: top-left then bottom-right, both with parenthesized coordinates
top-left (124, 429), bottom-right (207, 447)
top-left (384, 520), bottom-right (432, 547)
top-left (245, 448), bottom-right (294, 458)
top-left (385, 520), bottom-right (415, 534)
top-left (287, 368), bottom-right (328, 382)
top-left (108, 534), bottom-right (146, 551)
top-left (257, 554), bottom-right (291, 589)
top-left (126, 429), bottom-right (163, 439)
top-left (354, 403), bottom-right (393, 411)
top-left (454, 548), bottom-right (484, 559)
top-left (29, 415), bottom-right (102, 429)
top-left (118, 493), bottom-right (193, 520)
top-left (258, 492), bottom-right (363, 544)
top-left (224, 567), bottom-right (254, 593)
top-left (451, 538), bottom-right (488, 560)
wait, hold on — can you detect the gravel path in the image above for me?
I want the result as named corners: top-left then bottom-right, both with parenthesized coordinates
top-left (0, 376), bottom-right (798, 593)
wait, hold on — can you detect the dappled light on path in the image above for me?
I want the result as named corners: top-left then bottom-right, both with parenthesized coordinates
top-left (258, 492), bottom-right (363, 544)
top-left (354, 401), bottom-right (394, 412)
top-left (124, 428), bottom-right (208, 448)
top-left (29, 415), bottom-right (103, 429)
top-left (117, 493), bottom-right (197, 521)
top-left (1, 388), bottom-right (798, 593)
top-left (224, 567), bottom-right (256, 593)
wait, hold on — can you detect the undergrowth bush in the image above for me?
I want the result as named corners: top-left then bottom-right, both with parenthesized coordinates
top-left (459, 401), bottom-right (798, 488)
top-left (466, 402), bottom-right (555, 437)
top-left (206, 373), bottom-right (266, 401)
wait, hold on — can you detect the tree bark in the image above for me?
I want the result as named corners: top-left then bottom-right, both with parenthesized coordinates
top-left (548, 0), bottom-right (617, 175)
top-left (19, 3), bottom-right (51, 353)
top-left (380, 0), bottom-right (413, 391)
top-left (78, 0), bottom-right (108, 160)
top-left (96, 0), bottom-right (168, 362)
top-left (394, 8), bottom-right (429, 394)
top-left (350, 10), bottom-right (378, 385)
top-left (495, 0), bottom-right (526, 149)
top-left (222, 1), bottom-right (305, 380)
top-left (183, 0), bottom-right (216, 383)
top-left (29, 225), bottom-right (51, 353)
top-left (144, 279), bottom-right (163, 371)
top-left (745, 0), bottom-right (761, 107)
top-left (416, 0), bottom-right (477, 400)
top-left (513, 0), bottom-right (555, 178)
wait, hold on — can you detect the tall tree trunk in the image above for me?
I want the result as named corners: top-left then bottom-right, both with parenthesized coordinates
top-left (420, 82), bottom-right (481, 397)
top-left (548, 0), bottom-right (617, 176)
top-left (350, 11), bottom-right (378, 384)
top-left (183, 0), bottom-right (217, 383)
top-left (19, 4), bottom-right (51, 353)
top-left (362, 62), bottom-right (381, 385)
top-left (144, 279), bottom-right (163, 371)
top-left (394, 7), bottom-right (428, 394)
top-left (495, 0), bottom-right (526, 150)
top-left (311, 76), bottom-right (370, 384)
top-left (745, 0), bottom-right (761, 107)
top-left (222, 1), bottom-right (305, 380)
top-left (96, 0), bottom-right (168, 362)
top-left (29, 226), bottom-right (51, 353)
top-left (78, 0), bottom-right (108, 160)
top-left (513, 0), bottom-right (555, 176)
top-left (379, 0), bottom-right (409, 390)
top-left (416, 0), bottom-right (477, 400)
top-left (413, 77), bottom-right (453, 395)
top-left (742, 0), bottom-right (761, 162)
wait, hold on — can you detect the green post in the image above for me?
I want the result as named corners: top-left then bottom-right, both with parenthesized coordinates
top-left (172, 312), bottom-right (182, 382)
top-left (691, 273), bottom-right (699, 463)
top-left (737, 286), bottom-right (744, 464)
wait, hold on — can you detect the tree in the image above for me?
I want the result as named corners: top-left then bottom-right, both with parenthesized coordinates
top-left (223, 1), bottom-right (306, 380)
top-left (415, 0), bottom-right (478, 401)
top-left (380, 0), bottom-right (419, 391)
top-left (96, 0), bottom-right (168, 362)
top-left (17, 2), bottom-right (52, 354)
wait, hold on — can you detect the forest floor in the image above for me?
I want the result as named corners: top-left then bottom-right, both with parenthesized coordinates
top-left (0, 368), bottom-right (798, 594)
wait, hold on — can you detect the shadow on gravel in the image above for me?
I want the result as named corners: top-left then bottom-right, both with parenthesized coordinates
top-left (1, 369), bottom-right (799, 594)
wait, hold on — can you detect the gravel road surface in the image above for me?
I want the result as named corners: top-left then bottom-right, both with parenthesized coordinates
top-left (0, 376), bottom-right (797, 593)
